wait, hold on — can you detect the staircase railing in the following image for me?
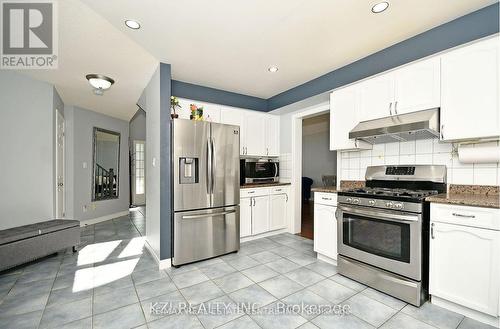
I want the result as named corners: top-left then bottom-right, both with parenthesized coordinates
top-left (95, 163), bottom-right (116, 198)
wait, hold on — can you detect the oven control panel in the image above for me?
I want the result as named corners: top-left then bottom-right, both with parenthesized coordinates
top-left (385, 166), bottom-right (416, 175)
top-left (338, 195), bottom-right (422, 213)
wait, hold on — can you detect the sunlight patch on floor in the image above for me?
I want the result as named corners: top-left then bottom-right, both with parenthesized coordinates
top-left (119, 237), bottom-right (145, 258)
top-left (77, 240), bottom-right (122, 266)
top-left (72, 258), bottom-right (139, 292)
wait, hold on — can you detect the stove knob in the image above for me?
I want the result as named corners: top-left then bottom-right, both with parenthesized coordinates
top-left (346, 198), bottom-right (352, 203)
top-left (395, 203), bottom-right (404, 209)
top-left (352, 198), bottom-right (360, 205)
top-left (368, 200), bottom-right (376, 206)
top-left (385, 202), bottom-right (394, 208)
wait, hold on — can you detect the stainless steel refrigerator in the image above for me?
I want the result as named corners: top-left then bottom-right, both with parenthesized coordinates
top-left (172, 119), bottom-right (240, 266)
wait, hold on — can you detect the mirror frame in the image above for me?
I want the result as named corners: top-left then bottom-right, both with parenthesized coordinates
top-left (92, 127), bottom-right (121, 201)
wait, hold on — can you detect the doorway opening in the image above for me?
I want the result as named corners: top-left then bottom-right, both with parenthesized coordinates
top-left (299, 113), bottom-right (337, 240)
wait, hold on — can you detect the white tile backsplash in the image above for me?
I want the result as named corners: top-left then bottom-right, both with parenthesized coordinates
top-left (338, 138), bottom-right (499, 186)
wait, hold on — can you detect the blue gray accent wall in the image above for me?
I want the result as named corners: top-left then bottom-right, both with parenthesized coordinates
top-left (170, 3), bottom-right (499, 112)
top-left (171, 80), bottom-right (268, 112)
top-left (159, 63), bottom-right (173, 260)
top-left (267, 3), bottom-right (499, 110)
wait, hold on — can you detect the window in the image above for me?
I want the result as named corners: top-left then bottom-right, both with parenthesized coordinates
top-left (134, 141), bottom-right (145, 195)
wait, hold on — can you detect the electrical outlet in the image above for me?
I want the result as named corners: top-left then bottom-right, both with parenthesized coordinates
top-left (83, 205), bottom-right (88, 212)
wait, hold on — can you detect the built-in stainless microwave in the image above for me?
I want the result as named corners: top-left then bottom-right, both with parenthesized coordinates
top-left (240, 158), bottom-right (279, 185)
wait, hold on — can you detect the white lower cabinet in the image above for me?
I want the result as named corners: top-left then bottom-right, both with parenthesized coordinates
top-left (252, 195), bottom-right (270, 235)
top-left (313, 192), bottom-right (338, 262)
top-left (240, 197), bottom-right (253, 238)
top-left (270, 194), bottom-right (287, 230)
top-left (429, 204), bottom-right (500, 319)
top-left (240, 186), bottom-right (289, 238)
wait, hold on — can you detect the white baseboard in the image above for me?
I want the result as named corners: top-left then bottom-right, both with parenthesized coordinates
top-left (159, 258), bottom-right (172, 270)
top-left (317, 253), bottom-right (338, 265)
top-left (240, 228), bottom-right (287, 243)
top-left (431, 296), bottom-right (499, 328)
top-left (79, 210), bottom-right (129, 226)
top-left (143, 239), bottom-right (171, 270)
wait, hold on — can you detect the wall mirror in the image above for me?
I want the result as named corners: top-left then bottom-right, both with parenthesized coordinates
top-left (92, 127), bottom-right (120, 201)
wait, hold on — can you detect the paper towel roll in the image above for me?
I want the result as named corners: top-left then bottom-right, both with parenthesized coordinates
top-left (458, 144), bottom-right (500, 163)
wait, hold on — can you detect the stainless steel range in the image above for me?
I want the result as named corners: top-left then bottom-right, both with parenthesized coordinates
top-left (336, 165), bottom-right (447, 306)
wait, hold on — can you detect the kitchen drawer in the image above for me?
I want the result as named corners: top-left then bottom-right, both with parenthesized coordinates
top-left (315, 192), bottom-right (337, 206)
top-left (431, 204), bottom-right (500, 231)
top-left (270, 186), bottom-right (289, 195)
top-left (240, 188), bottom-right (269, 198)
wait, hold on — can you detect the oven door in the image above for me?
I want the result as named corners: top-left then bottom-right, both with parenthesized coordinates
top-left (337, 205), bottom-right (422, 280)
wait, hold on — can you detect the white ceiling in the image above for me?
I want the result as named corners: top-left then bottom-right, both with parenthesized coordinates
top-left (17, 0), bottom-right (497, 120)
top-left (20, 0), bottom-right (158, 120)
top-left (82, 0), bottom-right (496, 101)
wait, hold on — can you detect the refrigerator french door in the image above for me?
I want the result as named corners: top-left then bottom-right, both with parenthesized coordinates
top-left (172, 119), bottom-right (240, 266)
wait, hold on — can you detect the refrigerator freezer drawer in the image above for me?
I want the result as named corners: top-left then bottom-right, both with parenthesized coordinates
top-left (172, 206), bottom-right (240, 266)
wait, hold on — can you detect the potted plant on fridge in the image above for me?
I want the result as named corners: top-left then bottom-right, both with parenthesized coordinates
top-left (170, 96), bottom-right (181, 119)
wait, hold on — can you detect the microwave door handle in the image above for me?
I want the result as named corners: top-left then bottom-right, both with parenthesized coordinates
top-left (338, 205), bottom-right (419, 223)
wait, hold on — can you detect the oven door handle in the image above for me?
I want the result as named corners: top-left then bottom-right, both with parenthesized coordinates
top-left (338, 205), bottom-right (420, 223)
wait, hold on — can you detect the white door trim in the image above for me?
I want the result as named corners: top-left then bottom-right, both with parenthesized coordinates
top-left (55, 109), bottom-right (65, 218)
top-left (132, 140), bottom-right (146, 206)
top-left (290, 102), bottom-right (330, 234)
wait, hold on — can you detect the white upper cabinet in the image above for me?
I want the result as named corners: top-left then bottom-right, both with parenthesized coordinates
top-left (330, 86), bottom-right (372, 151)
top-left (440, 37), bottom-right (499, 141)
top-left (244, 112), bottom-right (266, 156)
top-left (358, 57), bottom-right (441, 121)
top-left (265, 115), bottom-right (280, 157)
top-left (358, 73), bottom-right (395, 121)
top-left (394, 57), bottom-right (441, 115)
top-left (220, 107), bottom-right (246, 155)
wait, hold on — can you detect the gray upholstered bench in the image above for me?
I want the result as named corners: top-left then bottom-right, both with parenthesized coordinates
top-left (0, 219), bottom-right (80, 272)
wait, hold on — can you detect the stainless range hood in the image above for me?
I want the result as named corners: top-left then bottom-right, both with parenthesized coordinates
top-left (349, 108), bottom-right (440, 144)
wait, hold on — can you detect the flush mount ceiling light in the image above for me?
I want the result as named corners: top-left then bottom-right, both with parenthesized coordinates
top-left (268, 66), bottom-right (279, 73)
top-left (371, 1), bottom-right (389, 13)
top-left (86, 74), bottom-right (115, 96)
top-left (125, 19), bottom-right (141, 30)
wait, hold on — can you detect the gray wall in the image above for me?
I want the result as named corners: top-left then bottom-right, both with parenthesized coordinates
top-left (0, 71), bottom-right (59, 230)
top-left (139, 63), bottom-right (172, 261)
top-left (141, 65), bottom-right (162, 259)
top-left (65, 106), bottom-right (130, 222)
top-left (129, 108), bottom-right (146, 143)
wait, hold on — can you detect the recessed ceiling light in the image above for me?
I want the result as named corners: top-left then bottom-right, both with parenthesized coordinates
top-left (371, 1), bottom-right (389, 13)
top-left (268, 66), bottom-right (279, 73)
top-left (125, 19), bottom-right (141, 30)
top-left (86, 74), bottom-right (115, 96)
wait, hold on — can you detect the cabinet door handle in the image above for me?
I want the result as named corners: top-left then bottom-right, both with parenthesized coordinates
top-left (249, 198), bottom-right (253, 207)
top-left (389, 102), bottom-right (393, 116)
top-left (285, 194), bottom-right (288, 202)
top-left (440, 125), bottom-right (444, 140)
top-left (253, 198), bottom-right (256, 206)
top-left (322, 197), bottom-right (332, 201)
top-left (431, 223), bottom-right (435, 239)
top-left (247, 191), bottom-right (255, 194)
top-left (394, 101), bottom-right (398, 115)
top-left (452, 213), bottom-right (475, 219)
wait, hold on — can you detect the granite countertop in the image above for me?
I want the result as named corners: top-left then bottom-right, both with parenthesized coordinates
top-left (311, 180), bottom-right (365, 193)
top-left (240, 182), bottom-right (291, 189)
top-left (426, 185), bottom-right (500, 209)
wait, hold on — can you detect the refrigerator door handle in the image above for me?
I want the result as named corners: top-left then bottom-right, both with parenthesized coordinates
top-left (206, 139), bottom-right (212, 196)
top-left (182, 210), bottom-right (236, 220)
top-left (211, 137), bottom-right (216, 195)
